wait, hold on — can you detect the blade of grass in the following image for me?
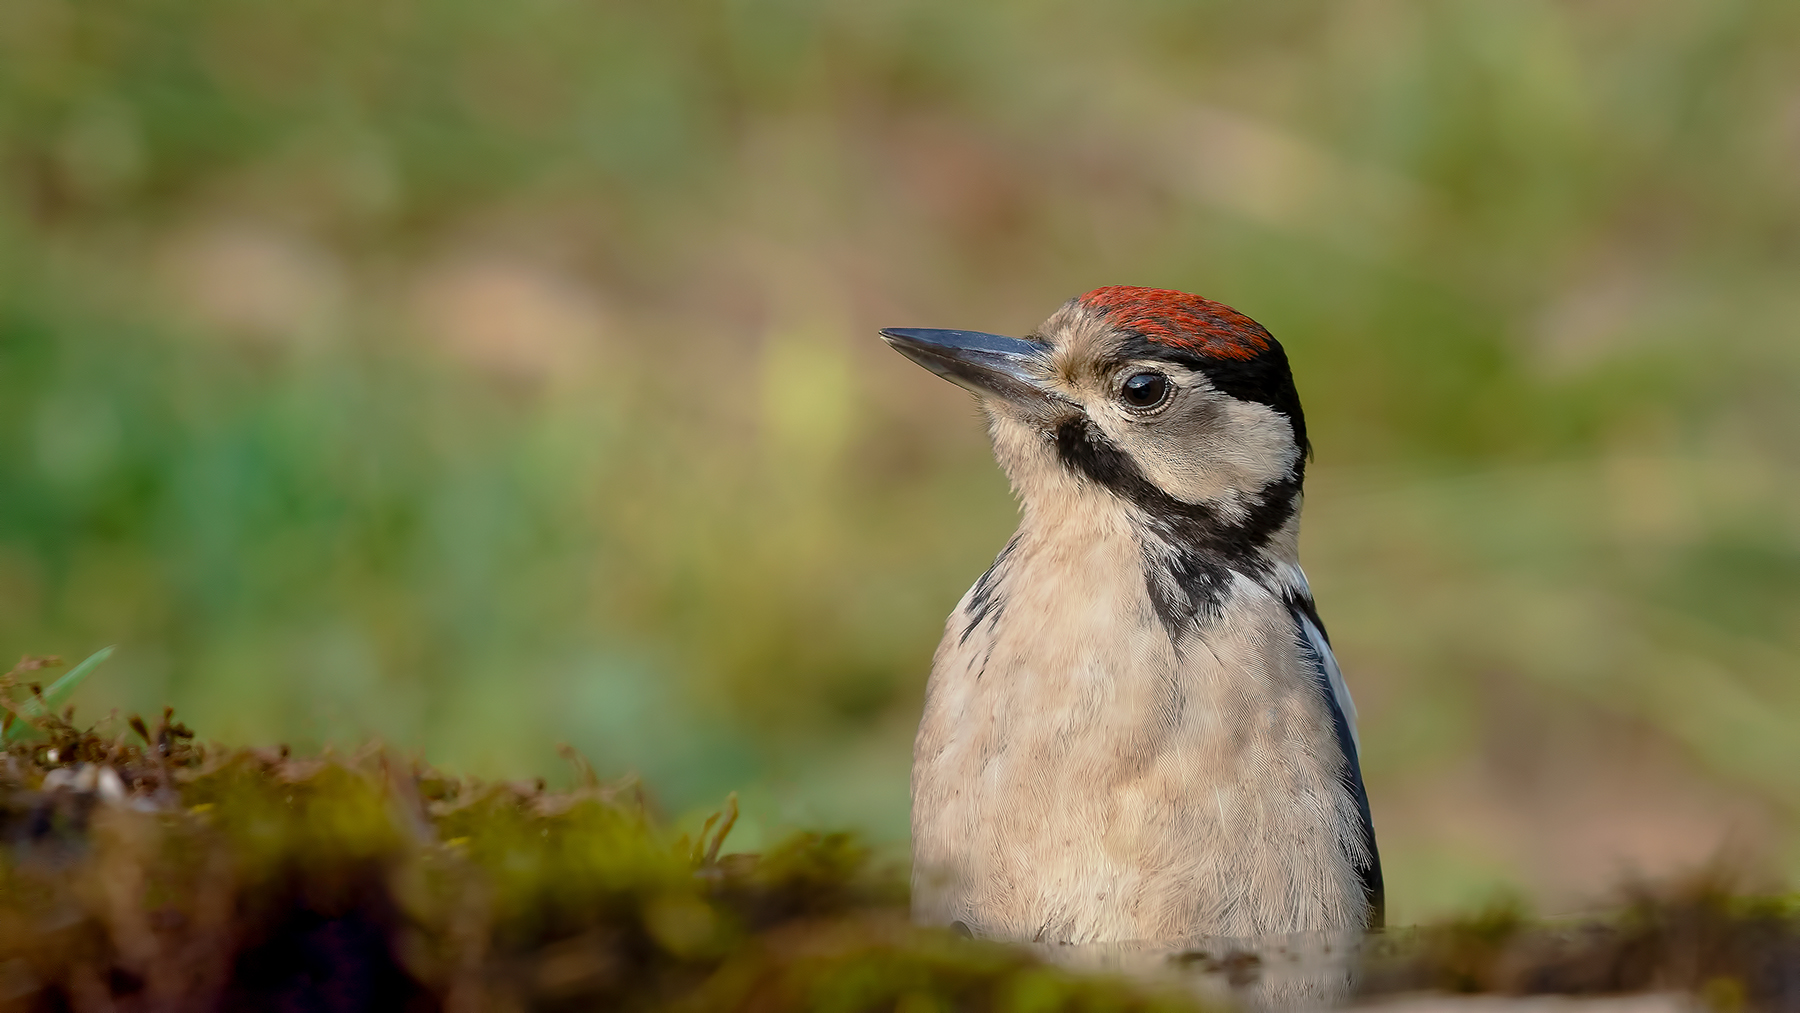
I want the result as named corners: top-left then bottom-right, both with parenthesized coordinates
top-left (3, 646), bottom-right (114, 744)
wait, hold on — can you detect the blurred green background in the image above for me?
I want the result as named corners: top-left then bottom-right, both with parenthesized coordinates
top-left (2, 0), bottom-right (1797, 926)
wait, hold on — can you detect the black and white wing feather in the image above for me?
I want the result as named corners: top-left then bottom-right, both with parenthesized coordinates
top-left (1286, 586), bottom-right (1384, 927)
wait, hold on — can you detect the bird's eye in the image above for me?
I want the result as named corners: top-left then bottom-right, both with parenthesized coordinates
top-left (1119, 372), bottom-right (1171, 410)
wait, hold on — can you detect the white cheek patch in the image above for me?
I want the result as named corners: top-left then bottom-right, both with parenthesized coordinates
top-left (1094, 394), bottom-right (1299, 508)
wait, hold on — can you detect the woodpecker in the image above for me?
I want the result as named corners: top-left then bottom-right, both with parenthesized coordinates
top-left (883, 286), bottom-right (1381, 946)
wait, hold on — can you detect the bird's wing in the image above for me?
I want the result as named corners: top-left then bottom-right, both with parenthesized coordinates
top-left (1284, 582), bottom-right (1384, 927)
top-left (1295, 609), bottom-right (1359, 758)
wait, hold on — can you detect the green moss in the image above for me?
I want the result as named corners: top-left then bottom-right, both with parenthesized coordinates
top-left (0, 702), bottom-right (1215, 1011)
top-left (1360, 881), bottom-right (1800, 1007)
top-left (4, 689), bottom-right (1799, 1009)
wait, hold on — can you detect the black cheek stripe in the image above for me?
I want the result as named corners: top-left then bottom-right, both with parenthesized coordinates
top-left (1052, 417), bottom-right (1301, 638)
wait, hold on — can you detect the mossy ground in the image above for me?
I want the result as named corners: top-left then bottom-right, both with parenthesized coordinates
top-left (0, 669), bottom-right (1795, 1011)
top-left (0, 685), bottom-right (1210, 1012)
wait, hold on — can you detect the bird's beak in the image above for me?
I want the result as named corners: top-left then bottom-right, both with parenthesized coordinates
top-left (879, 328), bottom-right (1057, 410)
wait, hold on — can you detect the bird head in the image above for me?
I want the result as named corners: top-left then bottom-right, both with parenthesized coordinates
top-left (884, 286), bottom-right (1306, 522)
top-left (883, 286), bottom-right (1311, 628)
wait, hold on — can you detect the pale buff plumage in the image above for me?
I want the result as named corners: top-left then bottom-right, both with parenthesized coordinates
top-left (903, 299), bottom-right (1373, 946)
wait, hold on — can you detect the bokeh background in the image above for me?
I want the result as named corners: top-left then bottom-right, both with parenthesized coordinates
top-left (2, 0), bottom-right (1797, 926)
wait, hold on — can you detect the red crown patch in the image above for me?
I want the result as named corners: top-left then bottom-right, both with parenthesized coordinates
top-left (1077, 286), bottom-right (1271, 361)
